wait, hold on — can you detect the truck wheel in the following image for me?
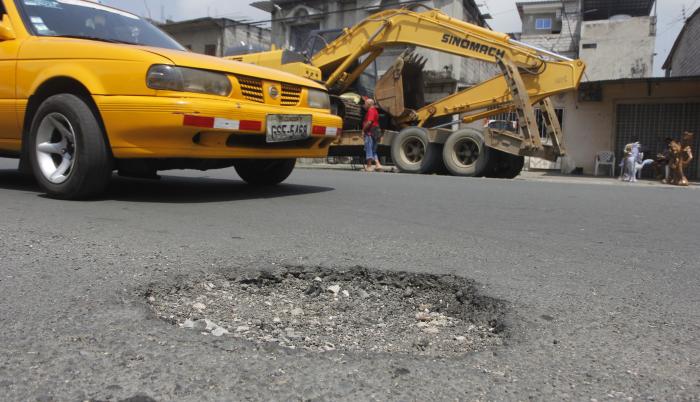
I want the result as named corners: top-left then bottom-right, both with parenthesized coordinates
top-left (28, 94), bottom-right (112, 199)
top-left (234, 158), bottom-right (296, 185)
top-left (442, 128), bottom-right (490, 177)
top-left (391, 127), bottom-right (440, 174)
top-left (484, 149), bottom-right (524, 179)
top-left (494, 152), bottom-right (525, 179)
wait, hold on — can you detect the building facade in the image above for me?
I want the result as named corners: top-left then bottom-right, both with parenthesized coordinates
top-left (160, 18), bottom-right (271, 57)
top-left (515, 0), bottom-right (664, 172)
top-left (517, 0), bottom-right (656, 81)
top-left (662, 6), bottom-right (700, 77)
top-left (251, 0), bottom-right (497, 103)
top-left (516, 0), bottom-right (581, 59)
top-left (562, 77), bottom-right (700, 179)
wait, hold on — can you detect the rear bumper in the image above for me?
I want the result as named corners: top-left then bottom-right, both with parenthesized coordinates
top-left (94, 95), bottom-right (342, 159)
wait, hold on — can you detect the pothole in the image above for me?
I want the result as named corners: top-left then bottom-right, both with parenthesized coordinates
top-left (147, 265), bottom-right (510, 356)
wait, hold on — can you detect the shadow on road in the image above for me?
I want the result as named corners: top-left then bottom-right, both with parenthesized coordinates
top-left (0, 169), bottom-right (334, 203)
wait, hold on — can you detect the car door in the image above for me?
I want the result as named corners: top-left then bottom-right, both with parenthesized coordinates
top-left (0, 0), bottom-right (20, 150)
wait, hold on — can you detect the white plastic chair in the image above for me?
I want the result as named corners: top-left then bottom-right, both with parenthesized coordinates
top-left (594, 151), bottom-right (615, 177)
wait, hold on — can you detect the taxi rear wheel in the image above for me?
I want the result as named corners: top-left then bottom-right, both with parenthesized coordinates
top-left (28, 94), bottom-right (112, 199)
top-left (234, 158), bottom-right (296, 186)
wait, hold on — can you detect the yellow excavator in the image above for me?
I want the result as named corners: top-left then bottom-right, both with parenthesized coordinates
top-left (228, 6), bottom-right (586, 178)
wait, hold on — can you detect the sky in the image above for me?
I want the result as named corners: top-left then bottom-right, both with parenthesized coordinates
top-left (101, 0), bottom-right (700, 77)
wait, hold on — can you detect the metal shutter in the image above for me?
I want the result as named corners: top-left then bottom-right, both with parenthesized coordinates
top-left (615, 103), bottom-right (700, 179)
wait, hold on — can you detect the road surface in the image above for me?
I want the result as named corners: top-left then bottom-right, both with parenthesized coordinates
top-left (0, 158), bottom-right (698, 401)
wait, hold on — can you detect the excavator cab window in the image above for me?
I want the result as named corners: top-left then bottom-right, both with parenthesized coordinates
top-left (305, 29), bottom-right (342, 57)
top-left (305, 29), bottom-right (378, 98)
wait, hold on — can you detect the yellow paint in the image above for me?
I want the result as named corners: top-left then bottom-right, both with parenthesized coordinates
top-left (0, 2), bottom-right (341, 159)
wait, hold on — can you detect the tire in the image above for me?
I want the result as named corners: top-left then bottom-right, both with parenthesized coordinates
top-left (485, 149), bottom-right (525, 179)
top-left (28, 94), bottom-right (112, 199)
top-left (498, 153), bottom-right (525, 179)
top-left (391, 127), bottom-right (440, 174)
top-left (442, 128), bottom-right (490, 177)
top-left (234, 158), bottom-right (296, 185)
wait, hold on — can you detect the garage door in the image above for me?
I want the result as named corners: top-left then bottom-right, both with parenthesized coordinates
top-left (616, 103), bottom-right (700, 179)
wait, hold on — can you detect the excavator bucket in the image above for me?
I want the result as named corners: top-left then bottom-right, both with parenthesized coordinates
top-left (374, 51), bottom-right (426, 121)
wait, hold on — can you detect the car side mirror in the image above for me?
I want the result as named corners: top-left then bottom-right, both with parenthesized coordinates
top-left (0, 15), bottom-right (16, 41)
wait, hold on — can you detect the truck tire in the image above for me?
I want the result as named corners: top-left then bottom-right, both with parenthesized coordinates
top-left (504, 156), bottom-right (525, 179)
top-left (234, 158), bottom-right (296, 185)
top-left (391, 127), bottom-right (440, 174)
top-left (487, 150), bottom-right (524, 179)
top-left (28, 94), bottom-right (112, 199)
top-left (442, 128), bottom-right (490, 177)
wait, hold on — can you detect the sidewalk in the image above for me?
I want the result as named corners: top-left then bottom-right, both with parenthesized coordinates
top-left (296, 162), bottom-right (700, 189)
top-left (515, 170), bottom-right (699, 189)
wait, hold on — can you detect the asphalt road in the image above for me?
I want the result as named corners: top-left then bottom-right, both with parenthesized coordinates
top-left (0, 157), bottom-right (698, 401)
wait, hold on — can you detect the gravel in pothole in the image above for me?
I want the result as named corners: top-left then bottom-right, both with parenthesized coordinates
top-left (147, 266), bottom-right (510, 356)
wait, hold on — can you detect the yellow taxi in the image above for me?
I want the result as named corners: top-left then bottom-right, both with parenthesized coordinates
top-left (0, 0), bottom-right (342, 198)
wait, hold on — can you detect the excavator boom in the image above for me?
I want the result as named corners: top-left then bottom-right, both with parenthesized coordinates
top-left (311, 7), bottom-right (585, 127)
top-left (230, 6), bottom-right (586, 173)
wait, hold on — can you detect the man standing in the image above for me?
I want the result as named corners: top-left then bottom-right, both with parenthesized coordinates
top-left (362, 98), bottom-right (383, 171)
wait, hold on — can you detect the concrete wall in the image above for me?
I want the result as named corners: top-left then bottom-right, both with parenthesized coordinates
top-left (163, 20), bottom-right (270, 57)
top-left (164, 24), bottom-right (222, 55)
top-left (554, 79), bottom-right (700, 175)
top-left (225, 25), bottom-right (271, 52)
top-left (666, 12), bottom-right (700, 77)
top-left (579, 17), bottom-right (655, 81)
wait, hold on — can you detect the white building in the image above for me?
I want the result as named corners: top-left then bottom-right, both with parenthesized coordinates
top-left (160, 17), bottom-right (271, 57)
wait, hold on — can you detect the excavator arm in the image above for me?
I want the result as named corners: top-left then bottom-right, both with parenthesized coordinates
top-left (231, 6), bottom-right (585, 164)
top-left (308, 6), bottom-right (585, 160)
top-left (311, 7), bottom-right (584, 99)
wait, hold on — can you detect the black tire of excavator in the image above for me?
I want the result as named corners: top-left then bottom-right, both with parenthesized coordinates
top-left (485, 149), bottom-right (525, 179)
top-left (498, 153), bottom-right (525, 179)
top-left (442, 128), bottom-right (490, 177)
top-left (391, 127), bottom-right (441, 174)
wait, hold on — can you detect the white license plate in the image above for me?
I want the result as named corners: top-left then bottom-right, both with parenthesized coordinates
top-left (266, 115), bottom-right (312, 143)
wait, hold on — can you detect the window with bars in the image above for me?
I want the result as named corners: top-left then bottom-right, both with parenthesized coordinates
top-left (204, 44), bottom-right (217, 56)
top-left (490, 108), bottom-right (565, 140)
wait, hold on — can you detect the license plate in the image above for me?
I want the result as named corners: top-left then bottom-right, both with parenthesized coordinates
top-left (266, 115), bottom-right (312, 143)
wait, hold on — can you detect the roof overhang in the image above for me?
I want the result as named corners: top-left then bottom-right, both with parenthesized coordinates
top-left (582, 75), bottom-right (700, 86)
top-left (250, 0), bottom-right (299, 13)
top-left (582, 0), bottom-right (655, 21)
